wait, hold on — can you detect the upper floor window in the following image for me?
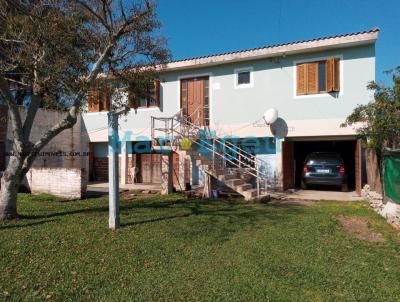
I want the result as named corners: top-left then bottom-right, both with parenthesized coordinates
top-left (88, 84), bottom-right (110, 112)
top-left (234, 67), bottom-right (253, 88)
top-left (296, 57), bottom-right (340, 95)
top-left (128, 79), bottom-right (160, 109)
top-left (88, 79), bottom-right (161, 112)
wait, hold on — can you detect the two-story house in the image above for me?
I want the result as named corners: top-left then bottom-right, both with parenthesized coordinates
top-left (83, 28), bottom-right (378, 199)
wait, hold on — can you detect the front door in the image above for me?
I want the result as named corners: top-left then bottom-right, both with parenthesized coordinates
top-left (181, 77), bottom-right (209, 126)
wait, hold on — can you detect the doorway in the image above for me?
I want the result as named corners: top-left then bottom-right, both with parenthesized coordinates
top-left (180, 76), bottom-right (209, 126)
top-left (281, 139), bottom-right (363, 195)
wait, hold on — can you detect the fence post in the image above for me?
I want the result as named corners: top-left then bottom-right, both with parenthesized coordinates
top-left (256, 158), bottom-right (260, 198)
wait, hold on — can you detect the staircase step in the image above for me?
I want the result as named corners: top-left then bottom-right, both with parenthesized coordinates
top-left (217, 174), bottom-right (237, 181)
top-left (183, 150), bottom-right (200, 158)
top-left (242, 189), bottom-right (259, 201)
top-left (225, 178), bottom-right (244, 186)
top-left (235, 183), bottom-right (252, 192)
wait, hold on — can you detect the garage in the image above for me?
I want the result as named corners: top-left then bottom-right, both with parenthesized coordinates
top-left (282, 138), bottom-right (363, 195)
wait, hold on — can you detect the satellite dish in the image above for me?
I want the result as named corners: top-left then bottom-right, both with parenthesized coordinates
top-left (263, 108), bottom-right (278, 125)
top-left (270, 118), bottom-right (288, 139)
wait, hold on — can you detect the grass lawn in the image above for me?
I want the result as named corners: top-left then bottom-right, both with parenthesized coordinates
top-left (1, 193), bottom-right (400, 301)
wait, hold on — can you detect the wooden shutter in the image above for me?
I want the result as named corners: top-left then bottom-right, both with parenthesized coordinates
top-left (153, 79), bottom-right (160, 107)
top-left (333, 58), bottom-right (340, 92)
top-left (100, 86), bottom-right (110, 111)
top-left (326, 57), bottom-right (340, 92)
top-left (326, 58), bottom-right (333, 92)
top-left (181, 79), bottom-right (188, 115)
top-left (296, 64), bottom-right (307, 95)
top-left (88, 89), bottom-right (100, 112)
top-left (306, 62), bottom-right (319, 94)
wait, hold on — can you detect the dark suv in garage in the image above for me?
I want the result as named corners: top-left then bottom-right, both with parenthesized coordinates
top-left (301, 152), bottom-right (348, 191)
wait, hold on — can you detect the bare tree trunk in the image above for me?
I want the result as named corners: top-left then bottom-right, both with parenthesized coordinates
top-left (0, 156), bottom-right (24, 219)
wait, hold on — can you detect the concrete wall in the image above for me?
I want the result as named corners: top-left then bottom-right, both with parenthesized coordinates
top-left (5, 107), bottom-right (89, 170)
top-left (2, 107), bottom-right (90, 197)
top-left (25, 168), bottom-right (87, 199)
top-left (83, 44), bottom-right (375, 142)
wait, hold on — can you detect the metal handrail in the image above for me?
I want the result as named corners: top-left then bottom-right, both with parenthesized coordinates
top-left (172, 115), bottom-right (268, 196)
top-left (152, 114), bottom-right (268, 176)
top-left (179, 116), bottom-right (269, 173)
top-left (151, 107), bottom-right (270, 197)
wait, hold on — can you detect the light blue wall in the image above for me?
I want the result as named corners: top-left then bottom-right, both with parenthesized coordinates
top-left (82, 44), bottom-right (375, 135)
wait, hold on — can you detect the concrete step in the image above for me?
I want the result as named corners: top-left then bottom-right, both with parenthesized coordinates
top-left (225, 178), bottom-right (244, 187)
top-left (217, 174), bottom-right (237, 181)
top-left (235, 183), bottom-right (252, 192)
top-left (242, 189), bottom-right (259, 201)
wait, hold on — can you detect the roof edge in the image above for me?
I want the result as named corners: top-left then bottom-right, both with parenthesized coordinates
top-left (161, 28), bottom-right (379, 72)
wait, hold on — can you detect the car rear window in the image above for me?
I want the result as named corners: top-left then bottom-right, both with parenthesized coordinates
top-left (305, 153), bottom-right (343, 165)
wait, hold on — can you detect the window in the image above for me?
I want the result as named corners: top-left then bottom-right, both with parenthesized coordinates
top-left (318, 61), bottom-right (326, 92)
top-left (234, 67), bottom-right (253, 88)
top-left (88, 84), bottom-right (110, 112)
top-left (296, 57), bottom-right (340, 96)
top-left (129, 80), bottom-right (160, 109)
top-left (238, 71), bottom-right (250, 85)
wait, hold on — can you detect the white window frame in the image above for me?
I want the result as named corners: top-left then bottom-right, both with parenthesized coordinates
top-left (234, 67), bottom-right (254, 89)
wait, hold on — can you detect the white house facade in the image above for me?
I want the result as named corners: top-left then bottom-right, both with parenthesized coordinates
top-left (82, 28), bottom-right (379, 198)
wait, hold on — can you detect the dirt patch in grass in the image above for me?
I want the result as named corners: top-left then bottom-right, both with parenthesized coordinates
top-left (337, 215), bottom-right (384, 242)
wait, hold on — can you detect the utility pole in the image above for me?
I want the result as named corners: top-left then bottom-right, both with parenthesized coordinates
top-left (108, 109), bottom-right (120, 229)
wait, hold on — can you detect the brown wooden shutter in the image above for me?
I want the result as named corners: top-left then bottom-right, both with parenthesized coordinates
top-left (88, 89), bottom-right (100, 112)
top-left (181, 79), bottom-right (188, 115)
top-left (306, 62), bottom-right (319, 94)
top-left (153, 79), bottom-right (160, 107)
top-left (100, 86), bottom-right (110, 111)
top-left (333, 58), bottom-right (340, 92)
top-left (296, 64), bottom-right (307, 95)
top-left (326, 57), bottom-right (340, 92)
top-left (326, 58), bottom-right (333, 92)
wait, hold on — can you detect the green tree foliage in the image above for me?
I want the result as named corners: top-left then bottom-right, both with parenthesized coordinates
top-left (342, 67), bottom-right (400, 154)
top-left (0, 0), bottom-right (169, 219)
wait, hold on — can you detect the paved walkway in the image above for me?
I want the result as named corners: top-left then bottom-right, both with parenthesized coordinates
top-left (270, 189), bottom-right (364, 202)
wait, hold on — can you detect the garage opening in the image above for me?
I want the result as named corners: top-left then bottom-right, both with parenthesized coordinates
top-left (294, 140), bottom-right (356, 190)
top-left (282, 139), bottom-right (363, 194)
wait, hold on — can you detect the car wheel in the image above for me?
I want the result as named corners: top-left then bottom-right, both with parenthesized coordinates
top-left (301, 180), bottom-right (307, 190)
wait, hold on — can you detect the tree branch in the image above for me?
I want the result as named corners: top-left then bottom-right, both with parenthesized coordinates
top-left (0, 76), bottom-right (24, 151)
top-left (22, 94), bottom-right (41, 141)
top-left (76, 0), bottom-right (111, 32)
top-left (21, 105), bottom-right (78, 175)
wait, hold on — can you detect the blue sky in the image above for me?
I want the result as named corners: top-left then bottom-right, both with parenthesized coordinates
top-left (157, 0), bottom-right (399, 83)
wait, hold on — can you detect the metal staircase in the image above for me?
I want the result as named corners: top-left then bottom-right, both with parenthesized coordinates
top-left (151, 106), bottom-right (270, 201)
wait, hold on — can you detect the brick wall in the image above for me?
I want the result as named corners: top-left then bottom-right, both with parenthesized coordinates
top-left (25, 168), bottom-right (87, 199)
